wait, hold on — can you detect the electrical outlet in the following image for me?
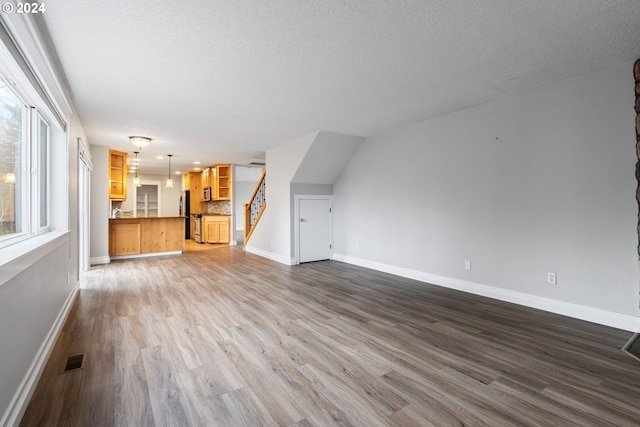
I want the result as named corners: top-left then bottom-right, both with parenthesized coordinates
top-left (355, 242), bottom-right (360, 250)
top-left (464, 259), bottom-right (471, 270)
top-left (547, 272), bottom-right (557, 284)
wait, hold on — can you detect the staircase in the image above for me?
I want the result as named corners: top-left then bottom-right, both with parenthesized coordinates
top-left (244, 170), bottom-right (266, 246)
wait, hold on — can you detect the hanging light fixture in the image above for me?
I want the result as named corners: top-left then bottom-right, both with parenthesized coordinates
top-left (132, 151), bottom-right (141, 187)
top-left (3, 139), bottom-right (16, 184)
top-left (165, 154), bottom-right (174, 188)
top-left (129, 136), bottom-right (152, 149)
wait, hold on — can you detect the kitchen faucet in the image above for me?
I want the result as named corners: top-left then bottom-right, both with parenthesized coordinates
top-left (111, 207), bottom-right (121, 218)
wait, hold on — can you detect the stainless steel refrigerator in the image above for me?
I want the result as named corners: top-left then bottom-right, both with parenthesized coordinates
top-left (179, 190), bottom-right (190, 239)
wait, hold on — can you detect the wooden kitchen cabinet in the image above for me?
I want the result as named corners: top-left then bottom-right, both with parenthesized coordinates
top-left (201, 167), bottom-right (211, 189)
top-left (198, 167), bottom-right (212, 202)
top-left (202, 215), bottom-right (230, 243)
top-left (189, 171), bottom-right (203, 208)
top-left (109, 217), bottom-right (184, 256)
top-left (182, 172), bottom-right (191, 191)
top-left (109, 149), bottom-right (128, 200)
top-left (109, 222), bottom-right (141, 255)
top-left (212, 164), bottom-right (232, 200)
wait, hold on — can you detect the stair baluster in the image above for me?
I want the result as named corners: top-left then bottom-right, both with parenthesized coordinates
top-left (244, 170), bottom-right (266, 246)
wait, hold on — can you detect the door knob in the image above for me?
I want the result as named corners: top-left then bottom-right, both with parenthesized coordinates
top-left (300, 218), bottom-right (306, 222)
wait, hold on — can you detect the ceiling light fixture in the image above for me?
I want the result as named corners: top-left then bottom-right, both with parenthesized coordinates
top-left (165, 154), bottom-right (174, 188)
top-left (132, 151), bottom-right (141, 187)
top-left (129, 136), bottom-right (151, 149)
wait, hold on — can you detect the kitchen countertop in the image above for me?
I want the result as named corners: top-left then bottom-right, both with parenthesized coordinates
top-left (109, 215), bottom-right (186, 220)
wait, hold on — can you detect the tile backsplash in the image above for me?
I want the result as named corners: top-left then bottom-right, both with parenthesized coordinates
top-left (207, 200), bottom-right (231, 215)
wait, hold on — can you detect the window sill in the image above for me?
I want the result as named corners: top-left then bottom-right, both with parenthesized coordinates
top-left (0, 231), bottom-right (69, 288)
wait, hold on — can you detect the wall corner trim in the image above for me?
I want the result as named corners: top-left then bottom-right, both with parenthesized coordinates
top-left (0, 285), bottom-right (79, 427)
top-left (332, 253), bottom-right (640, 333)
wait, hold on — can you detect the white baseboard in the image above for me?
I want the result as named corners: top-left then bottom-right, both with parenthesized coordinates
top-left (90, 255), bottom-right (110, 265)
top-left (109, 250), bottom-right (182, 261)
top-left (332, 253), bottom-right (640, 333)
top-left (245, 245), bottom-right (294, 265)
top-left (1, 284), bottom-right (79, 427)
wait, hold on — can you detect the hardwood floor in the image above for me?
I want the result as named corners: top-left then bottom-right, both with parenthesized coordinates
top-left (20, 247), bottom-right (640, 426)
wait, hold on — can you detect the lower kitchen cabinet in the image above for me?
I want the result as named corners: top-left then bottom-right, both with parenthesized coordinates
top-left (202, 215), bottom-right (230, 244)
top-left (110, 222), bottom-right (141, 255)
top-left (109, 217), bottom-right (184, 256)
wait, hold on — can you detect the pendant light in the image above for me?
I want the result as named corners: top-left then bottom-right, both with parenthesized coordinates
top-left (3, 139), bottom-right (16, 184)
top-left (132, 151), bottom-right (141, 187)
top-left (165, 154), bottom-right (174, 188)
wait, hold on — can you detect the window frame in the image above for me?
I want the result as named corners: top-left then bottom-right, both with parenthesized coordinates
top-left (34, 109), bottom-right (50, 232)
top-left (0, 76), bottom-right (52, 247)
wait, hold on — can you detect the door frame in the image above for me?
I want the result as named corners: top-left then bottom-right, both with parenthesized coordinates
top-left (132, 180), bottom-right (162, 217)
top-left (78, 138), bottom-right (92, 272)
top-left (294, 195), bottom-right (333, 265)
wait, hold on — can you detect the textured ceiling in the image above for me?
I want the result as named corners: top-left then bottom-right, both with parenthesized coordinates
top-left (38, 0), bottom-right (640, 174)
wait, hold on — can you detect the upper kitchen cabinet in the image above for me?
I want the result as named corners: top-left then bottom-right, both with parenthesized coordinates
top-left (201, 167), bottom-right (211, 189)
top-left (109, 149), bottom-right (128, 200)
top-left (189, 171), bottom-right (203, 212)
top-left (182, 172), bottom-right (191, 191)
top-left (213, 164), bottom-right (232, 200)
top-left (199, 167), bottom-right (212, 201)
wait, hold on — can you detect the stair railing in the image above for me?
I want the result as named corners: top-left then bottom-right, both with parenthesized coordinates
top-left (244, 170), bottom-right (266, 246)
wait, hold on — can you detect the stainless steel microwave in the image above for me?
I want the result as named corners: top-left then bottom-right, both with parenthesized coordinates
top-left (202, 186), bottom-right (211, 201)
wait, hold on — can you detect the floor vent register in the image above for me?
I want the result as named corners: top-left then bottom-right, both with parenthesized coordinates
top-left (622, 334), bottom-right (640, 363)
top-left (61, 354), bottom-right (85, 374)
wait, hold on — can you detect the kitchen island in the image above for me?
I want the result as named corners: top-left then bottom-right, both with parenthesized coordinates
top-left (109, 216), bottom-right (185, 259)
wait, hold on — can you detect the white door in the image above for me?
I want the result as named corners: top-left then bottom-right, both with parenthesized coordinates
top-left (299, 198), bottom-right (331, 263)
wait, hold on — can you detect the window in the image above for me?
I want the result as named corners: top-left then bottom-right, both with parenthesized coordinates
top-left (37, 114), bottom-right (50, 230)
top-left (0, 79), bottom-right (50, 244)
top-left (0, 81), bottom-right (25, 237)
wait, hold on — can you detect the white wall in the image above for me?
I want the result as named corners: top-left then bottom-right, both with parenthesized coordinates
top-left (159, 175), bottom-right (182, 217)
top-left (89, 145), bottom-right (109, 264)
top-left (235, 181), bottom-right (258, 228)
top-left (233, 181), bottom-right (254, 243)
top-left (0, 240), bottom-right (74, 426)
top-left (334, 62), bottom-right (640, 323)
top-left (247, 130), bottom-right (364, 262)
top-left (67, 114), bottom-right (89, 285)
top-left (119, 173), bottom-right (183, 217)
top-left (291, 183), bottom-right (333, 195)
top-left (0, 13), bottom-right (87, 426)
top-left (246, 132), bottom-right (316, 263)
top-left (292, 131), bottom-right (364, 184)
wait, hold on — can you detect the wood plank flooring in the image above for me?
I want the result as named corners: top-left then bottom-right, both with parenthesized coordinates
top-left (19, 246), bottom-right (640, 426)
